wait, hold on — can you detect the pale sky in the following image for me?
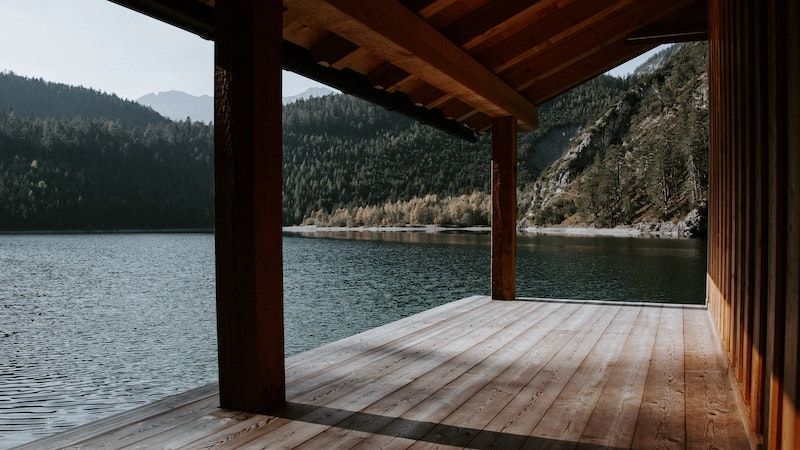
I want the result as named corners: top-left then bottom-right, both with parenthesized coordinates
top-left (0, 0), bottom-right (665, 100)
top-left (606, 46), bottom-right (670, 77)
top-left (0, 0), bottom-right (327, 99)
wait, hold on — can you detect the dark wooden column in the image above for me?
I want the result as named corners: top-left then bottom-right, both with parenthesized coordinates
top-left (214, 0), bottom-right (285, 412)
top-left (491, 116), bottom-right (518, 300)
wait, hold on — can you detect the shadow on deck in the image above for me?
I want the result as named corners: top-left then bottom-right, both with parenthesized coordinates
top-left (19, 296), bottom-right (750, 449)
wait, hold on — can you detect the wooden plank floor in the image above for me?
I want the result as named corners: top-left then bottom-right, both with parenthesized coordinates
top-left (19, 296), bottom-right (750, 450)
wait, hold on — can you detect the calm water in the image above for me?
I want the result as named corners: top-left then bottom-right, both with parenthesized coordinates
top-left (0, 232), bottom-right (706, 447)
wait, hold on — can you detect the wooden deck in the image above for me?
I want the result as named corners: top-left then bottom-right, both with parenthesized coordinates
top-left (21, 296), bottom-right (750, 449)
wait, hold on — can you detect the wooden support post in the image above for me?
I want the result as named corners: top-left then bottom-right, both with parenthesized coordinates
top-left (491, 116), bottom-right (517, 300)
top-left (213, 0), bottom-right (285, 412)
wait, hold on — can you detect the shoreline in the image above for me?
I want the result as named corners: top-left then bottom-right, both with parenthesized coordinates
top-left (520, 226), bottom-right (685, 238)
top-left (0, 225), bottom-right (693, 239)
top-left (284, 224), bottom-right (691, 238)
top-left (282, 225), bottom-right (490, 234)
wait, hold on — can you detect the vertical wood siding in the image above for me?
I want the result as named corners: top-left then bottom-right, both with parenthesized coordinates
top-left (707, 0), bottom-right (799, 448)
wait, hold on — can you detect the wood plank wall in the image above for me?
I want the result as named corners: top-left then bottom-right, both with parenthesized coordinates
top-left (706, 0), bottom-right (799, 448)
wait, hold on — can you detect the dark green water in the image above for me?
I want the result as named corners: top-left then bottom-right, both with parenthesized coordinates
top-left (285, 231), bottom-right (707, 351)
top-left (0, 232), bottom-right (705, 447)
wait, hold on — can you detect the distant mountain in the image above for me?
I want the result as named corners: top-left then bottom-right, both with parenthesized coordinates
top-left (0, 75), bottom-right (212, 231)
top-left (135, 87), bottom-right (336, 123)
top-left (0, 45), bottom-right (709, 232)
top-left (282, 86), bottom-right (335, 105)
top-left (136, 90), bottom-right (213, 123)
top-left (0, 71), bottom-right (167, 127)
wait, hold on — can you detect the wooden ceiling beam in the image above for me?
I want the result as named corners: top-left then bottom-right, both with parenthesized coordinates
top-left (283, 42), bottom-right (479, 141)
top-left (282, 7), bottom-right (305, 27)
top-left (465, 113), bottom-right (493, 132)
top-left (402, 0), bottom-right (459, 19)
top-left (362, 0), bottom-right (567, 99)
top-left (440, 99), bottom-right (480, 122)
top-left (467, 0), bottom-right (576, 54)
top-left (626, 0), bottom-right (708, 46)
top-left (523, 41), bottom-right (655, 105)
top-left (421, 0), bottom-right (493, 30)
top-left (409, 84), bottom-right (451, 108)
top-left (309, 34), bottom-right (359, 67)
top-left (363, 0), bottom-right (532, 96)
top-left (476, 0), bottom-right (637, 74)
top-left (443, 0), bottom-right (552, 50)
top-left (367, 64), bottom-right (411, 90)
top-left (284, 0), bottom-right (539, 127)
top-left (408, 82), bottom-right (449, 108)
top-left (500, 0), bottom-right (697, 92)
top-left (627, 22), bottom-right (707, 46)
top-left (366, 0), bottom-right (559, 102)
top-left (301, 0), bottom-right (459, 95)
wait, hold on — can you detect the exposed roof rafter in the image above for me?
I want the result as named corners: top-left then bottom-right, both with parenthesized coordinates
top-left (108, 0), bottom-right (710, 136)
top-left (626, 0), bottom-right (708, 46)
top-left (284, 0), bottom-right (539, 128)
top-left (107, 0), bottom-right (481, 141)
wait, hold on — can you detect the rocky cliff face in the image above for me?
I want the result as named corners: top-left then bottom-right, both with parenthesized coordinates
top-left (519, 43), bottom-right (709, 237)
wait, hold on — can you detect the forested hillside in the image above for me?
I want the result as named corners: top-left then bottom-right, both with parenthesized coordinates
top-left (0, 44), bottom-right (709, 233)
top-left (521, 43), bottom-right (708, 235)
top-left (0, 71), bottom-right (212, 230)
top-left (283, 75), bottom-right (630, 225)
top-left (0, 112), bottom-right (213, 230)
top-left (0, 72), bottom-right (167, 128)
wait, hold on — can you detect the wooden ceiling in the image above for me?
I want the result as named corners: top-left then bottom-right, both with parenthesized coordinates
top-left (111, 0), bottom-right (708, 138)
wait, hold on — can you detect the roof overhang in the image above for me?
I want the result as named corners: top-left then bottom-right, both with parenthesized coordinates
top-left (108, 0), bottom-right (708, 140)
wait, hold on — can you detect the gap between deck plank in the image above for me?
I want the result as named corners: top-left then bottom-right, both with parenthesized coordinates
top-left (285, 295), bottom-right (487, 372)
top-left (578, 306), bottom-right (663, 448)
top-left (464, 304), bottom-right (624, 449)
top-left (683, 308), bottom-right (750, 449)
top-left (525, 305), bottom-right (643, 447)
top-left (413, 303), bottom-right (604, 448)
top-left (631, 306), bottom-right (686, 449)
top-left (164, 300), bottom-right (537, 449)
top-left (230, 301), bottom-right (542, 449)
top-left (291, 302), bottom-right (579, 449)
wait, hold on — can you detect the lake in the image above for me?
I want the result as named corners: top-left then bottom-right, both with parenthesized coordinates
top-left (0, 232), bottom-right (706, 448)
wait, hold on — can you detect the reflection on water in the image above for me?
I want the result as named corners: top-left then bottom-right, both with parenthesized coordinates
top-left (0, 232), bottom-right (706, 447)
top-left (289, 229), bottom-right (491, 245)
top-left (287, 229), bottom-right (707, 304)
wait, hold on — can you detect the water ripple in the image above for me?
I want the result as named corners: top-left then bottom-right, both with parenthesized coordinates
top-left (0, 232), bottom-right (705, 448)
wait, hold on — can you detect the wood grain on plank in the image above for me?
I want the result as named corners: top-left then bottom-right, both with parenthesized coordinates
top-left (579, 306), bottom-right (661, 448)
top-left (287, 299), bottom-right (524, 400)
top-left (292, 302), bottom-right (572, 449)
top-left (285, 295), bottom-right (485, 370)
top-left (466, 305), bottom-right (623, 449)
top-left (526, 305), bottom-right (641, 447)
top-left (71, 394), bottom-right (221, 448)
top-left (631, 306), bottom-right (686, 449)
top-left (684, 309), bottom-right (750, 450)
top-left (414, 302), bottom-right (603, 448)
top-left (22, 300), bottom-right (752, 450)
top-left (232, 302), bottom-right (540, 448)
top-left (286, 297), bottom-right (500, 397)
